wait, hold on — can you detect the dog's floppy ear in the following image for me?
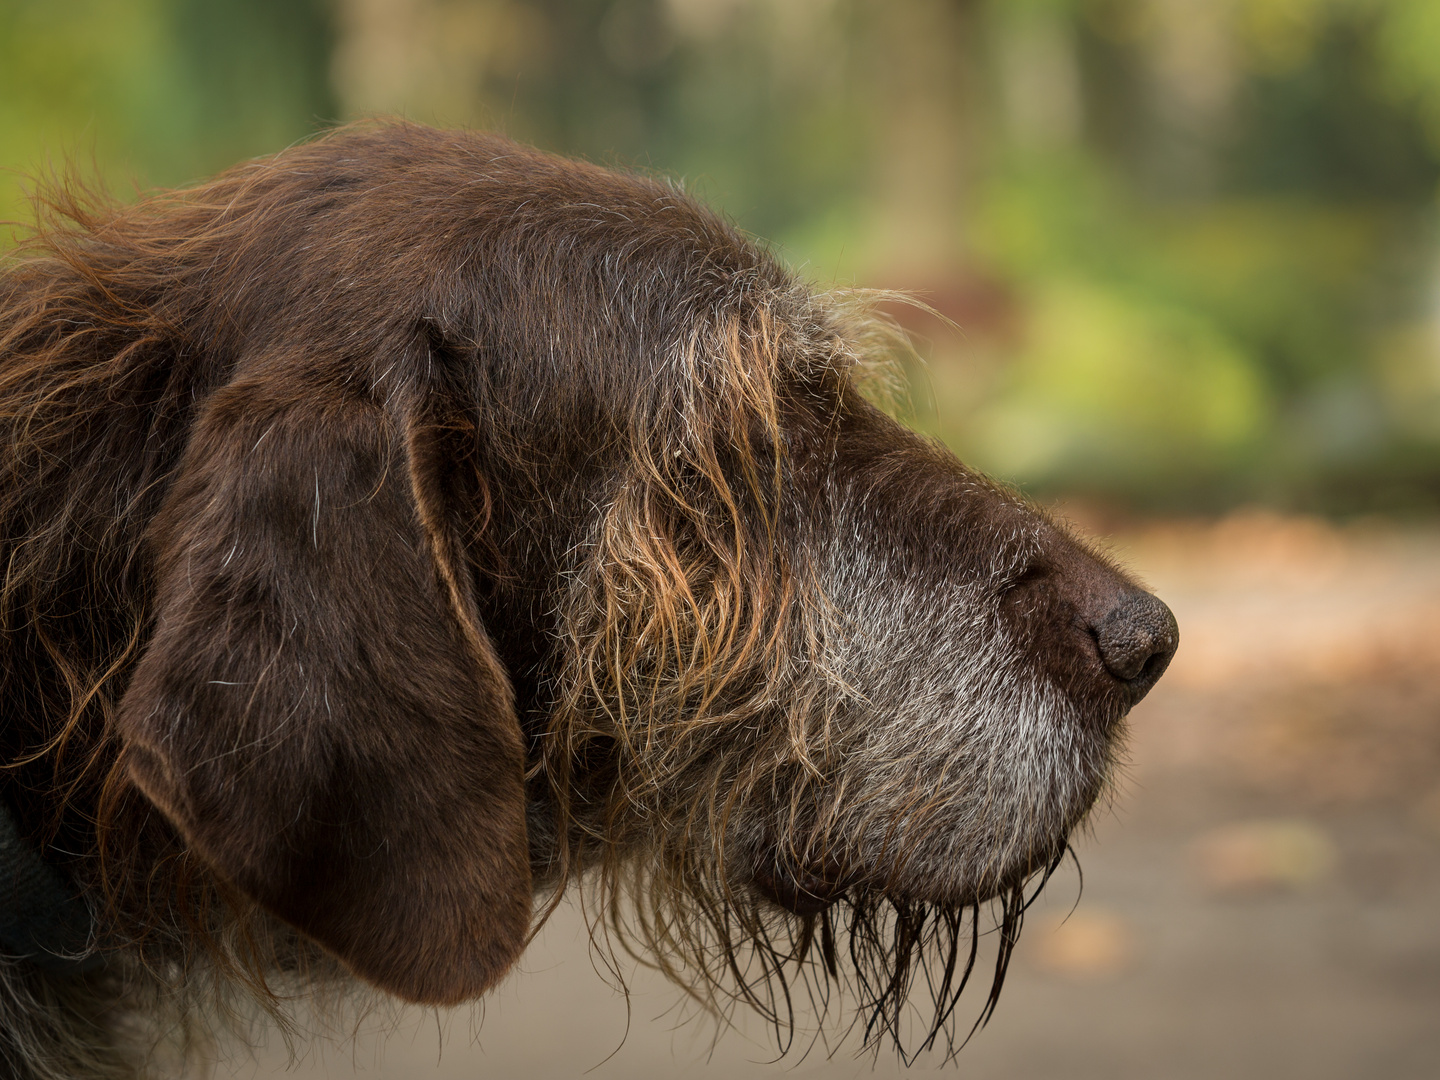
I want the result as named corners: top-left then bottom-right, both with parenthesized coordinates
top-left (116, 375), bottom-right (529, 1005)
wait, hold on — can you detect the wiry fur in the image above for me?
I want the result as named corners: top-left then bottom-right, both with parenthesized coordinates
top-left (0, 122), bottom-right (1174, 1078)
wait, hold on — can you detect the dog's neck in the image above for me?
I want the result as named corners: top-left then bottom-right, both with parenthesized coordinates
top-left (0, 797), bottom-right (98, 973)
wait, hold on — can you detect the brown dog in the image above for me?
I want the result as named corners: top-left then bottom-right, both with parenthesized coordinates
top-left (0, 122), bottom-right (1176, 1078)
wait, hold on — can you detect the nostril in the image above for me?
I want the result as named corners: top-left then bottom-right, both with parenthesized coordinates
top-left (1094, 592), bottom-right (1179, 690)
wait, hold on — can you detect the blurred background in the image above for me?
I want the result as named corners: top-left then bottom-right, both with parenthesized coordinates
top-left (3, 1), bottom-right (1439, 1077)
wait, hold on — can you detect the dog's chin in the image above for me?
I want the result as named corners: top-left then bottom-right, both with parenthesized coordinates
top-left (750, 858), bottom-right (856, 916)
top-left (749, 825), bottom-right (1078, 918)
top-left (750, 867), bottom-right (1046, 920)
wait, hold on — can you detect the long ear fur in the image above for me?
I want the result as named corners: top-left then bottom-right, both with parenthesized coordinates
top-left (115, 372), bottom-right (530, 1006)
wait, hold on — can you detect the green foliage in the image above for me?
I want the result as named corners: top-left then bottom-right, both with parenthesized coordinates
top-left (5, 0), bottom-right (1440, 511)
top-left (946, 0), bottom-right (1440, 510)
top-left (975, 277), bottom-right (1270, 493)
top-left (0, 0), bottom-right (333, 224)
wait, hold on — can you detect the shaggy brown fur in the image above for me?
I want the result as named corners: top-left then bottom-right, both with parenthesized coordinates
top-left (0, 122), bottom-right (1177, 1077)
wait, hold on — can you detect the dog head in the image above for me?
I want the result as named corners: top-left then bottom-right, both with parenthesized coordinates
top-left (91, 124), bottom-right (1174, 1045)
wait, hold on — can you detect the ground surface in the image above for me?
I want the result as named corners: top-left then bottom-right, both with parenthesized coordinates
top-left (226, 511), bottom-right (1440, 1080)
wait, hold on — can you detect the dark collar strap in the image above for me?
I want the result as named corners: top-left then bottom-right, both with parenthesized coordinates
top-left (0, 799), bottom-right (100, 973)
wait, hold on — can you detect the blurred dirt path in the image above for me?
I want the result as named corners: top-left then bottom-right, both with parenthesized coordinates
top-left (225, 512), bottom-right (1440, 1080)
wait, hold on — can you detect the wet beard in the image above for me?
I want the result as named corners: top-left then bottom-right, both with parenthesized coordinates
top-left (584, 844), bottom-right (1072, 1063)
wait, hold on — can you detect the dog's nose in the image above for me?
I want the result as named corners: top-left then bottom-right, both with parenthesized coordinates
top-left (1093, 592), bottom-right (1178, 695)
